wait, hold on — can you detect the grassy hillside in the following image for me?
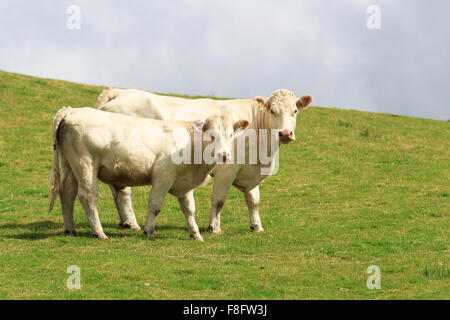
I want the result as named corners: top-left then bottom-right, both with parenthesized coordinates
top-left (0, 70), bottom-right (448, 300)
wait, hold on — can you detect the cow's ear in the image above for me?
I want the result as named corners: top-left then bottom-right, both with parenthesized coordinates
top-left (254, 96), bottom-right (268, 110)
top-left (233, 120), bottom-right (249, 132)
top-left (296, 95), bottom-right (313, 110)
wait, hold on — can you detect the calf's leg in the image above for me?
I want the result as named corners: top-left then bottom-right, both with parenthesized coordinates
top-left (59, 159), bottom-right (78, 235)
top-left (110, 185), bottom-right (140, 231)
top-left (143, 180), bottom-right (172, 240)
top-left (71, 159), bottom-right (107, 239)
top-left (208, 171), bottom-right (235, 234)
top-left (177, 190), bottom-right (203, 241)
top-left (244, 186), bottom-right (264, 232)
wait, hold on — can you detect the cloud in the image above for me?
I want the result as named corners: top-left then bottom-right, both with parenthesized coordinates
top-left (0, 0), bottom-right (448, 120)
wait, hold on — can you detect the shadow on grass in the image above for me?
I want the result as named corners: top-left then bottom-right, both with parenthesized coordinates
top-left (0, 220), bottom-right (60, 231)
top-left (0, 220), bottom-right (62, 240)
top-left (0, 220), bottom-right (194, 240)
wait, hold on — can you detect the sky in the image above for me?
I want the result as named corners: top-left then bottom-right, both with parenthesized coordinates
top-left (0, 0), bottom-right (449, 120)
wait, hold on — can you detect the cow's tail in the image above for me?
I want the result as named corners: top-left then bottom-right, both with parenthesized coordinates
top-left (49, 107), bottom-right (71, 213)
top-left (96, 88), bottom-right (124, 109)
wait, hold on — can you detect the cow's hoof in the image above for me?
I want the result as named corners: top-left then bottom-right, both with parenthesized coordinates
top-left (143, 230), bottom-right (155, 240)
top-left (93, 233), bottom-right (108, 240)
top-left (251, 226), bottom-right (264, 233)
top-left (64, 230), bottom-right (78, 236)
top-left (191, 234), bottom-right (204, 242)
top-left (208, 225), bottom-right (222, 235)
top-left (120, 222), bottom-right (141, 231)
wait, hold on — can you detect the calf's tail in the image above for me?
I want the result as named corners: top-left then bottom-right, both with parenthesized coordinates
top-left (96, 88), bottom-right (124, 109)
top-left (49, 107), bottom-right (71, 213)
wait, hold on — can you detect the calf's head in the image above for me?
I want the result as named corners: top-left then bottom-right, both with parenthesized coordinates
top-left (199, 115), bottom-right (249, 163)
top-left (256, 89), bottom-right (312, 144)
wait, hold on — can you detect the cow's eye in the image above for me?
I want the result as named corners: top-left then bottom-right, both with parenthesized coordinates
top-left (271, 110), bottom-right (276, 116)
top-left (294, 110), bottom-right (298, 114)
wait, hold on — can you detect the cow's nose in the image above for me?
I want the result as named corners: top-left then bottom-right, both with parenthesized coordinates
top-left (279, 130), bottom-right (294, 139)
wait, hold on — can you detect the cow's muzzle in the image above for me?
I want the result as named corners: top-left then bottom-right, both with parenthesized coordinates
top-left (279, 130), bottom-right (295, 144)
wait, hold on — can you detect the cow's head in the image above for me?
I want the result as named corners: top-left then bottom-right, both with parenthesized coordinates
top-left (198, 115), bottom-right (249, 163)
top-left (255, 89), bottom-right (312, 144)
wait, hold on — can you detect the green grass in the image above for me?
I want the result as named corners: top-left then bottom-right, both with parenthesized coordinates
top-left (0, 70), bottom-right (449, 300)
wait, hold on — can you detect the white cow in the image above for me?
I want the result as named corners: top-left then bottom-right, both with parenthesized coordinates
top-left (49, 107), bottom-right (249, 240)
top-left (97, 89), bottom-right (312, 234)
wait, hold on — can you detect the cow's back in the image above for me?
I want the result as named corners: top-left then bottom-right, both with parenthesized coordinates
top-left (98, 89), bottom-right (253, 123)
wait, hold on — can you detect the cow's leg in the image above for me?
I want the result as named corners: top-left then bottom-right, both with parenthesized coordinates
top-left (208, 170), bottom-right (236, 234)
top-left (110, 185), bottom-right (140, 231)
top-left (143, 180), bottom-right (172, 240)
top-left (72, 160), bottom-right (107, 239)
top-left (59, 159), bottom-right (78, 236)
top-left (244, 186), bottom-right (264, 232)
top-left (177, 190), bottom-right (203, 241)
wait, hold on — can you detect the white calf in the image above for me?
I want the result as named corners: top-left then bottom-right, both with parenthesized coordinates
top-left (49, 107), bottom-right (249, 240)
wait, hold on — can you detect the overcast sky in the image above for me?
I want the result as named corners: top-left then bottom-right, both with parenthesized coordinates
top-left (0, 0), bottom-right (449, 120)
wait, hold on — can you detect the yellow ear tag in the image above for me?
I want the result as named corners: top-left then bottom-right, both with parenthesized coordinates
top-left (259, 103), bottom-right (264, 109)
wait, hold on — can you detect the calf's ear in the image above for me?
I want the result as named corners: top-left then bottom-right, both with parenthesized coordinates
top-left (194, 120), bottom-right (204, 132)
top-left (233, 120), bottom-right (249, 132)
top-left (296, 95), bottom-right (313, 110)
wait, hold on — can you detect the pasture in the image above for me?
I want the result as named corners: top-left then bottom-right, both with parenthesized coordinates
top-left (0, 70), bottom-right (448, 299)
